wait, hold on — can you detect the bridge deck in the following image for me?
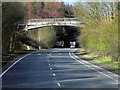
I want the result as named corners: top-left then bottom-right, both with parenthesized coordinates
top-left (21, 18), bottom-right (84, 31)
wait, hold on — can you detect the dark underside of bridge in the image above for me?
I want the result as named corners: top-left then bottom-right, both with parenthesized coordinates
top-left (12, 26), bottom-right (81, 50)
top-left (54, 26), bottom-right (80, 48)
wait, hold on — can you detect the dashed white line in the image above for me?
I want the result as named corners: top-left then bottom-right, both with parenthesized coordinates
top-left (52, 51), bottom-right (57, 53)
top-left (50, 68), bottom-right (52, 70)
top-left (48, 64), bottom-right (50, 66)
top-left (57, 83), bottom-right (61, 86)
top-left (53, 73), bottom-right (56, 76)
top-left (59, 53), bottom-right (61, 55)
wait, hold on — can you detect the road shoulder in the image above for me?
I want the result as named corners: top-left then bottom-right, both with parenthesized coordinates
top-left (69, 49), bottom-right (119, 83)
top-left (72, 50), bottom-right (120, 76)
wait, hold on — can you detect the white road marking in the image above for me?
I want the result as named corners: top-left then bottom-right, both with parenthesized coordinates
top-left (52, 51), bottom-right (57, 53)
top-left (70, 50), bottom-right (119, 77)
top-left (0, 53), bottom-right (31, 77)
top-left (69, 50), bottom-right (118, 82)
top-left (59, 53), bottom-right (61, 55)
top-left (50, 68), bottom-right (52, 70)
top-left (37, 53), bottom-right (41, 55)
top-left (53, 73), bottom-right (56, 76)
top-left (57, 83), bottom-right (61, 86)
top-left (49, 64), bottom-right (50, 66)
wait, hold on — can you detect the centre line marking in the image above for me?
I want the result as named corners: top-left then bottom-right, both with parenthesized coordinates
top-left (50, 68), bottom-right (52, 70)
top-left (59, 53), bottom-right (61, 55)
top-left (57, 83), bottom-right (61, 86)
top-left (53, 73), bottom-right (56, 76)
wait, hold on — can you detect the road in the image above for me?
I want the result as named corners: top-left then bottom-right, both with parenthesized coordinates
top-left (1, 48), bottom-right (119, 89)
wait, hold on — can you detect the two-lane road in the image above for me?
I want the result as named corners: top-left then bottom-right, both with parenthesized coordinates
top-left (2, 48), bottom-right (119, 89)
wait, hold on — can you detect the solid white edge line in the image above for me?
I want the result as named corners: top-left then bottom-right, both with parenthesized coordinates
top-left (74, 52), bottom-right (119, 78)
top-left (69, 50), bottom-right (118, 82)
top-left (73, 53), bottom-right (119, 77)
top-left (0, 54), bottom-right (31, 77)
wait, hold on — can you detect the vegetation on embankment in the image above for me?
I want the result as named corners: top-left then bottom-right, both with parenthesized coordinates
top-left (26, 27), bottom-right (57, 49)
top-left (2, 2), bottom-right (77, 66)
top-left (2, 50), bottom-right (35, 66)
top-left (2, 2), bottom-right (26, 53)
top-left (2, 2), bottom-right (75, 53)
top-left (75, 49), bottom-right (120, 75)
top-left (73, 2), bottom-right (119, 68)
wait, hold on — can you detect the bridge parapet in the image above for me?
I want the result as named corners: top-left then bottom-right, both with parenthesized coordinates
top-left (22, 18), bottom-right (84, 31)
top-left (27, 18), bottom-right (79, 22)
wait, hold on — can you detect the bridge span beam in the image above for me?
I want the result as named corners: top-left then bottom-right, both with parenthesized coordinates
top-left (21, 18), bottom-right (84, 31)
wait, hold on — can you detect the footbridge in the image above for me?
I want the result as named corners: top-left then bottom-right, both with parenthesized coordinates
top-left (22, 18), bottom-right (84, 31)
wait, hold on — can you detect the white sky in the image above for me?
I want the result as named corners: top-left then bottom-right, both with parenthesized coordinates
top-left (62, 0), bottom-right (77, 5)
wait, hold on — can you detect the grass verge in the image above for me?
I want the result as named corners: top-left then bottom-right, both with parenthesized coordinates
top-left (2, 50), bottom-right (35, 66)
top-left (74, 50), bottom-right (120, 75)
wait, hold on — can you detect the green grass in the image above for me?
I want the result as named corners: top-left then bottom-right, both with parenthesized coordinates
top-left (94, 57), bottom-right (120, 69)
top-left (83, 53), bottom-right (120, 69)
top-left (83, 53), bottom-right (98, 58)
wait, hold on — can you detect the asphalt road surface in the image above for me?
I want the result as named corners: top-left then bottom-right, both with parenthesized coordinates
top-left (1, 48), bottom-right (119, 89)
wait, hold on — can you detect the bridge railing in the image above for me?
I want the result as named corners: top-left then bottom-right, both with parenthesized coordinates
top-left (19, 18), bottom-right (84, 31)
top-left (27, 18), bottom-right (79, 23)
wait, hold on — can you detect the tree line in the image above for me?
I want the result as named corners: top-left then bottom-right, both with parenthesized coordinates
top-left (23, 2), bottom-right (73, 19)
top-left (3, 1), bottom-right (119, 63)
top-left (73, 2), bottom-right (119, 61)
top-left (2, 2), bottom-right (75, 53)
